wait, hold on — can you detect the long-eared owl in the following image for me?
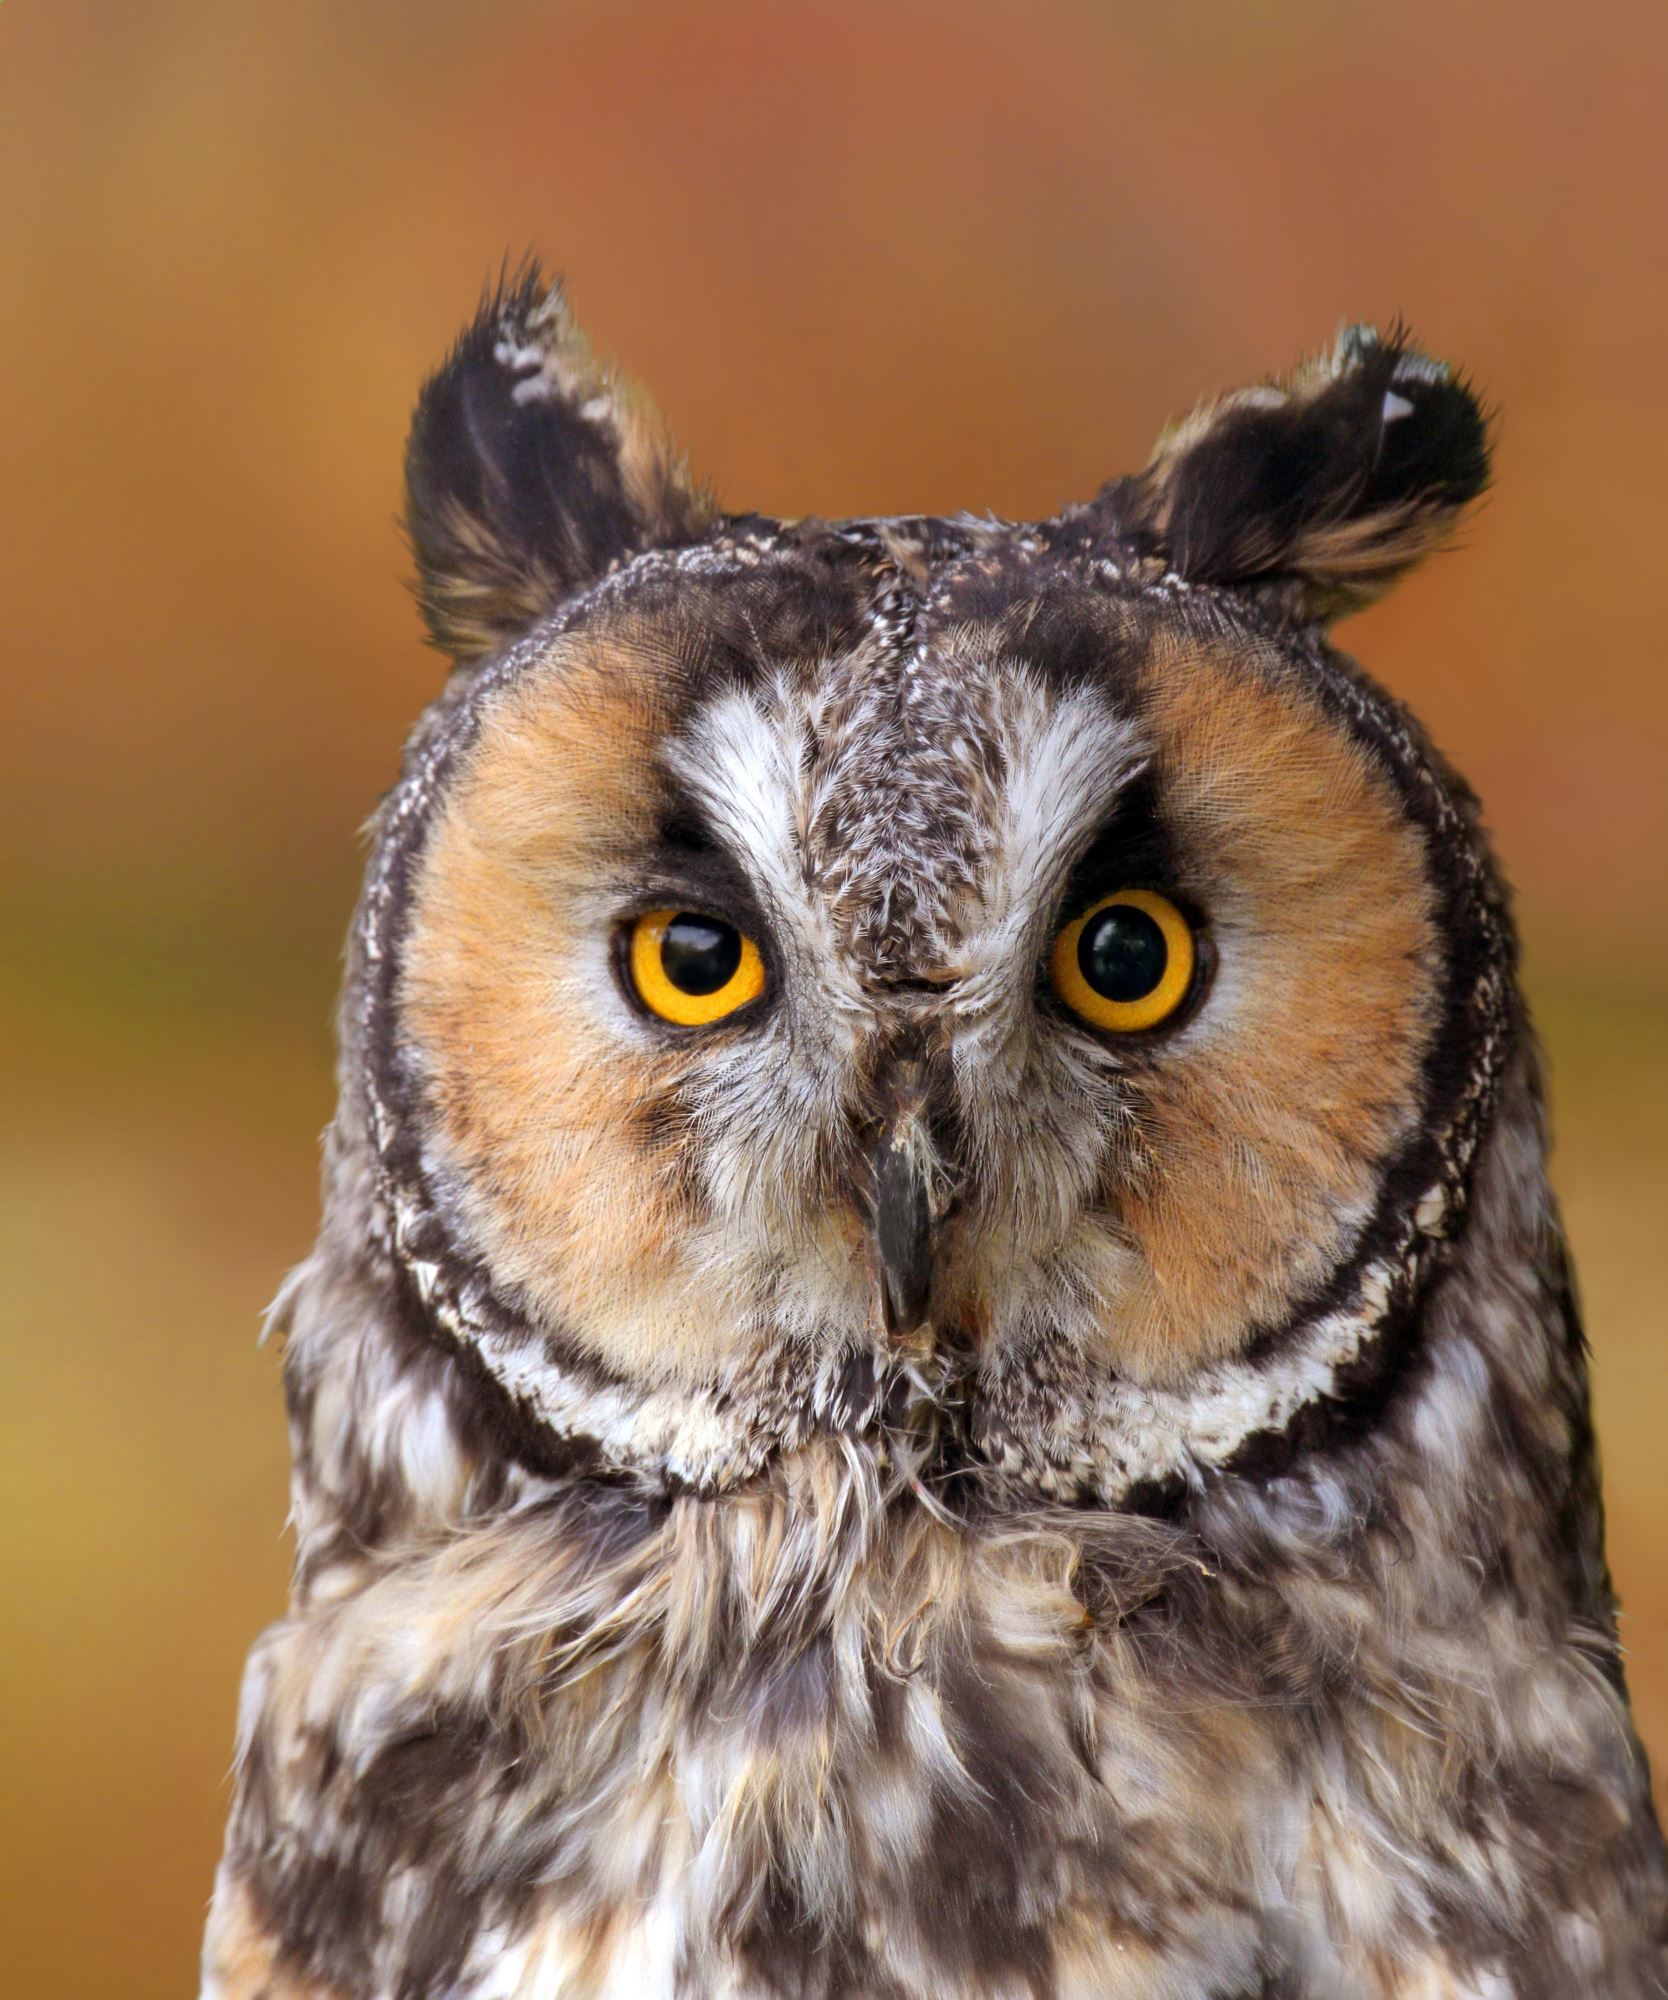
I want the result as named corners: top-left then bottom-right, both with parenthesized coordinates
top-left (204, 266), bottom-right (1667, 1998)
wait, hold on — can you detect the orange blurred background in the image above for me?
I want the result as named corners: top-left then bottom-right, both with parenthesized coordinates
top-left (2, 4), bottom-right (1664, 1993)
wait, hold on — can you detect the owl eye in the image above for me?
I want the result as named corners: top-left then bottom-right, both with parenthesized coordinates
top-left (628, 910), bottom-right (766, 1027)
top-left (1050, 889), bottom-right (1197, 1033)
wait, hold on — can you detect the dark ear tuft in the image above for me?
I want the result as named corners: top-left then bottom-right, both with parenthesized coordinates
top-left (404, 259), bottom-right (715, 662)
top-left (1103, 324), bottom-right (1491, 622)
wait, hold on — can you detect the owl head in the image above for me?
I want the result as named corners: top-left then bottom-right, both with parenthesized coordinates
top-left (353, 264), bottom-right (1504, 1505)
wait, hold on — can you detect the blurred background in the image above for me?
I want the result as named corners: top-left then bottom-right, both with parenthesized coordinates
top-left (2, 2), bottom-right (1664, 1992)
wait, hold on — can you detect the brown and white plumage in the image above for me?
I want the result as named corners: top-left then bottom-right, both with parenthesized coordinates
top-left (204, 266), bottom-right (1668, 1998)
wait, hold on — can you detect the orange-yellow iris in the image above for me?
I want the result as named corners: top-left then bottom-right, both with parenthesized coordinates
top-left (1050, 889), bottom-right (1196, 1033)
top-left (628, 910), bottom-right (766, 1027)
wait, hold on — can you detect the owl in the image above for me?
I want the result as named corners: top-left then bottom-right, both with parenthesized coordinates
top-left (203, 265), bottom-right (1667, 2000)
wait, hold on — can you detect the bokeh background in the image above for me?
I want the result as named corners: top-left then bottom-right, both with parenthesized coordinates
top-left (3, 3), bottom-right (1665, 1993)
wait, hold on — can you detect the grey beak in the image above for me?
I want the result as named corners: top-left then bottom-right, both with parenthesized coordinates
top-left (873, 1114), bottom-right (935, 1340)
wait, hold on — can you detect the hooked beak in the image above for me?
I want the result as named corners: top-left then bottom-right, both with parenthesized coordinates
top-left (871, 1063), bottom-right (942, 1341)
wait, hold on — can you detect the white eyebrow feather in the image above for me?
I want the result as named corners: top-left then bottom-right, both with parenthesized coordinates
top-left (673, 676), bottom-right (870, 1022)
top-left (955, 676), bottom-right (1147, 1002)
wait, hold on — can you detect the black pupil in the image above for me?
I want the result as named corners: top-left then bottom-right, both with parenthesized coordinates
top-left (1078, 904), bottom-right (1168, 1003)
top-left (661, 913), bottom-right (742, 996)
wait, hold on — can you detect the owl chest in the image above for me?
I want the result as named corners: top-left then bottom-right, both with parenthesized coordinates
top-left (240, 1513), bottom-right (1584, 2000)
top-left (453, 1641), bottom-right (1530, 2000)
top-left (419, 1602), bottom-right (1311, 1998)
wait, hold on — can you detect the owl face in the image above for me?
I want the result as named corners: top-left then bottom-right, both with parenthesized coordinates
top-left (368, 272), bottom-right (1504, 1500)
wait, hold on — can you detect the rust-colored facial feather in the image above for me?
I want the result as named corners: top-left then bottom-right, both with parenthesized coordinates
top-left (1098, 632), bottom-right (1437, 1378)
top-left (399, 622), bottom-right (766, 1387)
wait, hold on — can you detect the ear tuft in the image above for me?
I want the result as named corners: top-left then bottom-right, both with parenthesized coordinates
top-left (1108, 324), bottom-right (1491, 621)
top-left (404, 259), bottom-right (715, 662)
